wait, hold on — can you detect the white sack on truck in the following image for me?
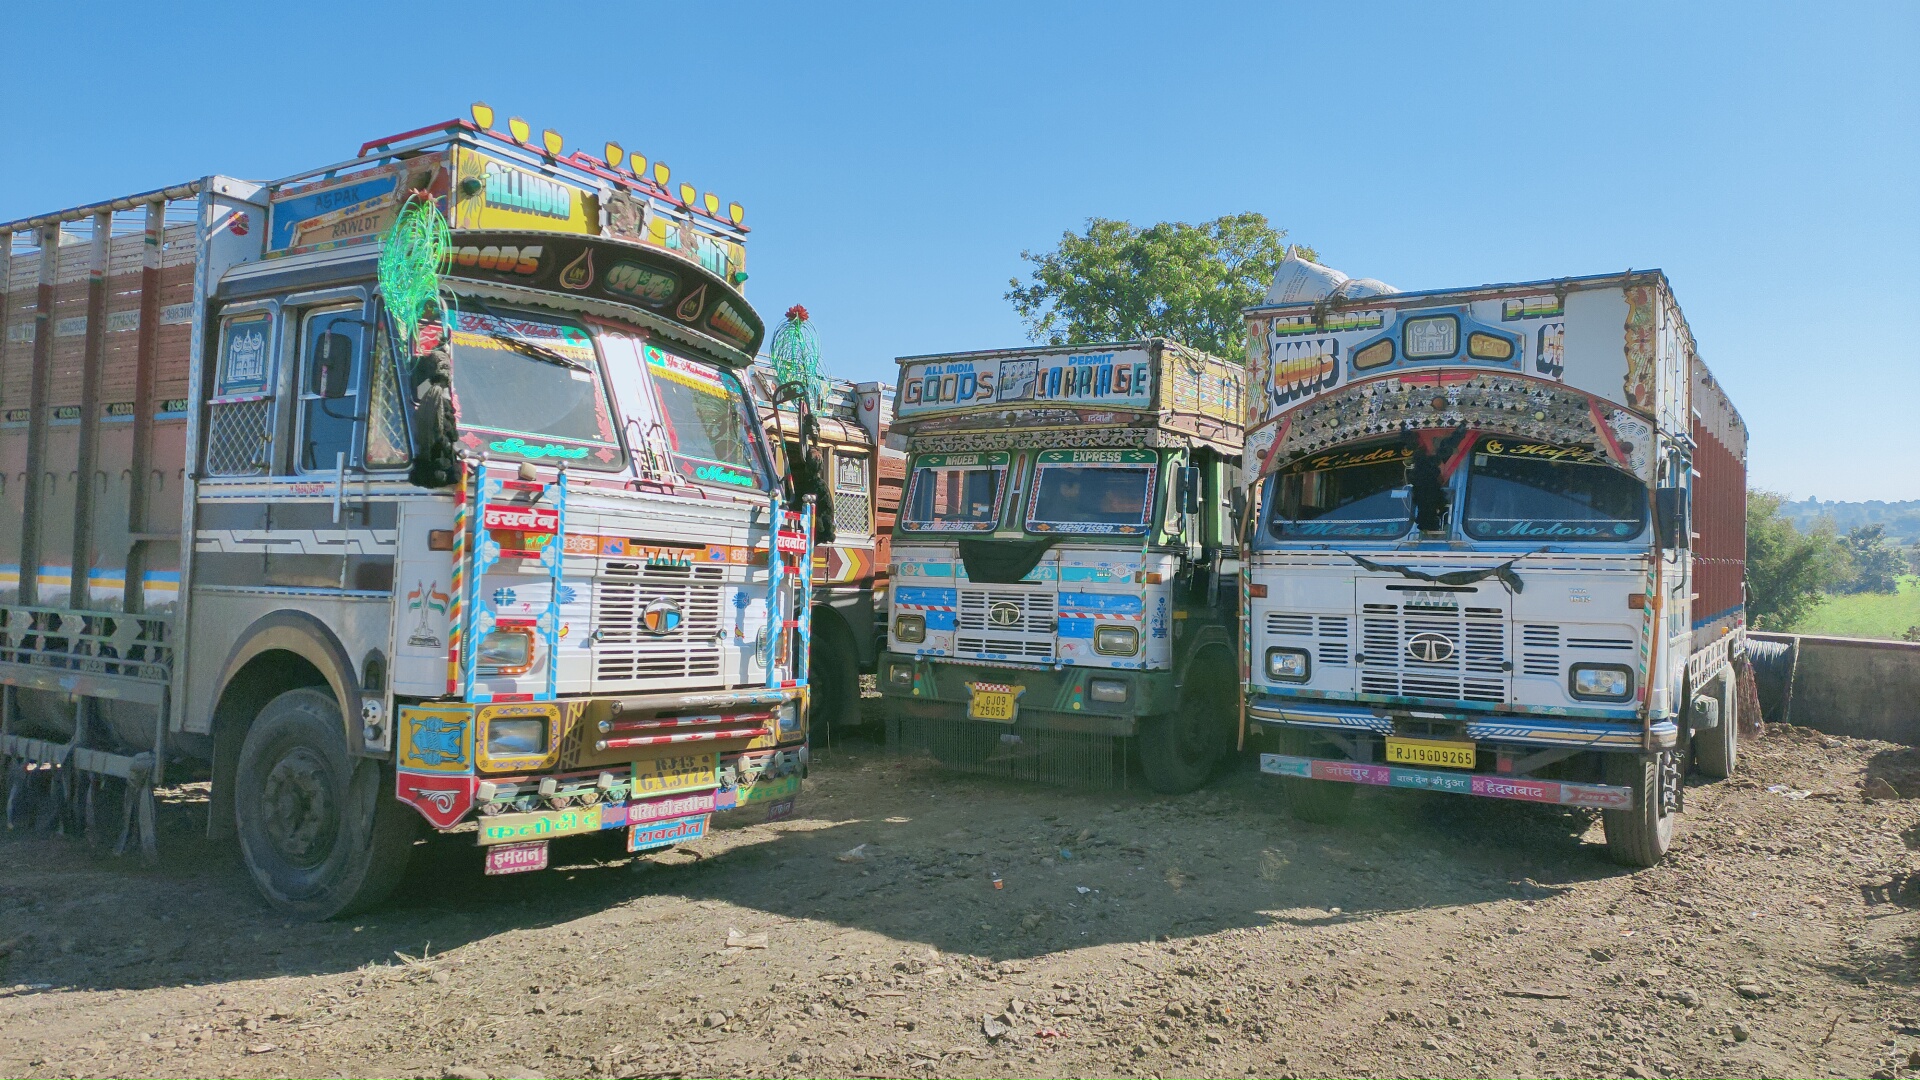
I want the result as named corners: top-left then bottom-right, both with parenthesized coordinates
top-left (1263, 249), bottom-right (1399, 305)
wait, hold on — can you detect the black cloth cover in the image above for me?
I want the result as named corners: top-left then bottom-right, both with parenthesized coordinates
top-left (408, 343), bottom-right (459, 489)
top-left (957, 535), bottom-right (1062, 585)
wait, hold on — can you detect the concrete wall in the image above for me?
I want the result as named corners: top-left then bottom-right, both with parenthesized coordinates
top-left (1749, 632), bottom-right (1920, 747)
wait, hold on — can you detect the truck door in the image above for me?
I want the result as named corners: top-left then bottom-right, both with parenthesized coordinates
top-left (295, 305), bottom-right (368, 473)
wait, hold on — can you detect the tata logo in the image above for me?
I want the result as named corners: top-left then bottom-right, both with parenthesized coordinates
top-left (639, 598), bottom-right (684, 637)
top-left (987, 602), bottom-right (1021, 627)
top-left (1405, 632), bottom-right (1455, 663)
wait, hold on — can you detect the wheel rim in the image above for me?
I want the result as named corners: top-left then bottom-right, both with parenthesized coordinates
top-left (259, 747), bottom-right (338, 868)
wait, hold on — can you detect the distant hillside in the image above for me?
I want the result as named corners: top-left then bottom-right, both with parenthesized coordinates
top-left (1780, 498), bottom-right (1920, 545)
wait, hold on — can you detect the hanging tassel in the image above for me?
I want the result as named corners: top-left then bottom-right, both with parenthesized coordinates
top-left (377, 193), bottom-right (453, 349)
top-left (768, 304), bottom-right (826, 410)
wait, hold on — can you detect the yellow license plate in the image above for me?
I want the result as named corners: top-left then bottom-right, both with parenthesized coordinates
top-left (968, 686), bottom-right (1021, 723)
top-left (1385, 737), bottom-right (1477, 769)
top-left (632, 751), bottom-right (718, 797)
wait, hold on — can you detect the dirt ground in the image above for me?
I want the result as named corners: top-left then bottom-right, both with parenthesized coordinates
top-left (2, 710), bottom-right (1917, 1080)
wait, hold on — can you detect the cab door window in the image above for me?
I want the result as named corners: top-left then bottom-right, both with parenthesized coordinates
top-left (298, 305), bottom-right (367, 471)
top-left (832, 450), bottom-right (872, 539)
top-left (362, 316), bottom-right (412, 470)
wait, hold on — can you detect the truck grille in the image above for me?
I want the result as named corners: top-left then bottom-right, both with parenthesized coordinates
top-left (956, 588), bottom-right (1055, 660)
top-left (1519, 625), bottom-right (1635, 679)
top-left (1264, 611), bottom-right (1352, 669)
top-left (1358, 603), bottom-right (1507, 703)
top-left (1521, 624), bottom-right (1562, 677)
top-left (592, 564), bottom-right (725, 687)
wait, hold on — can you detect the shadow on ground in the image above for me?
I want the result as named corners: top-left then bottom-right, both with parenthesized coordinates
top-left (1864, 744), bottom-right (1920, 799)
top-left (0, 722), bottom-right (1650, 999)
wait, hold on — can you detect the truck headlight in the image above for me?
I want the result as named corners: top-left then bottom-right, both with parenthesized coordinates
top-left (486, 717), bottom-right (548, 757)
top-left (476, 627), bottom-right (535, 675)
top-left (1089, 677), bottom-right (1128, 703)
top-left (1570, 664), bottom-right (1634, 701)
top-left (894, 613), bottom-right (926, 643)
top-left (887, 662), bottom-right (915, 687)
top-left (1266, 647), bottom-right (1311, 682)
top-left (1093, 626), bottom-right (1139, 656)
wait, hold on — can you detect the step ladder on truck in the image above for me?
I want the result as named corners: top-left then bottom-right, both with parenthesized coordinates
top-left (0, 106), bottom-right (815, 916)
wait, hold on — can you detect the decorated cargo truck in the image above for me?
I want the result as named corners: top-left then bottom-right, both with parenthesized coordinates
top-left (1240, 270), bottom-right (1747, 865)
top-left (0, 107), bottom-right (812, 916)
top-left (750, 360), bottom-right (903, 731)
top-left (878, 339), bottom-right (1245, 792)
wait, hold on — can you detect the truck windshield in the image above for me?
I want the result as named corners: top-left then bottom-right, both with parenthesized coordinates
top-left (1464, 442), bottom-right (1646, 542)
top-left (902, 452), bottom-right (1007, 532)
top-left (640, 343), bottom-right (769, 491)
top-left (1268, 443), bottom-right (1412, 540)
top-left (447, 309), bottom-right (623, 468)
top-left (1027, 451), bottom-right (1156, 535)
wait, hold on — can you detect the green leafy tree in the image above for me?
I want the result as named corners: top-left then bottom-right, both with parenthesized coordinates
top-left (1746, 489), bottom-right (1852, 630)
top-left (1835, 523), bottom-right (1905, 594)
top-left (1005, 214), bottom-right (1316, 359)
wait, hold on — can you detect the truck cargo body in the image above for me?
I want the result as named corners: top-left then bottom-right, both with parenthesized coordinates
top-left (1240, 271), bottom-right (1747, 864)
top-left (750, 367), bottom-right (903, 729)
top-left (878, 338), bottom-right (1247, 792)
top-left (0, 117), bottom-right (812, 914)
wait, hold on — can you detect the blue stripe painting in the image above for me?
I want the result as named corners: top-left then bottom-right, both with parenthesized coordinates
top-left (1058, 591), bottom-right (1143, 614)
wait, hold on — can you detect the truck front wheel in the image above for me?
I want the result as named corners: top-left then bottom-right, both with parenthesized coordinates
top-left (809, 617), bottom-right (864, 732)
top-left (1139, 662), bottom-right (1235, 794)
top-left (234, 688), bottom-right (417, 919)
top-left (1601, 750), bottom-right (1676, 867)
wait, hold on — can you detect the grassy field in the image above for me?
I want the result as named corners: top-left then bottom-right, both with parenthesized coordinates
top-left (1791, 575), bottom-right (1920, 639)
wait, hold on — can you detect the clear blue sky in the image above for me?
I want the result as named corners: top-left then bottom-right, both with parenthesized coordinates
top-left (5, 2), bottom-right (1914, 500)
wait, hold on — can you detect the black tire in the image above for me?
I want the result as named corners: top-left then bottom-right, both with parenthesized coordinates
top-left (1138, 657), bottom-right (1235, 794)
top-left (5, 759), bottom-right (48, 831)
top-left (234, 688), bottom-right (418, 919)
top-left (1696, 671), bottom-right (1738, 779)
top-left (809, 614), bottom-right (863, 731)
top-left (82, 775), bottom-right (127, 850)
top-left (1601, 750), bottom-right (1676, 867)
top-left (1275, 730), bottom-right (1356, 824)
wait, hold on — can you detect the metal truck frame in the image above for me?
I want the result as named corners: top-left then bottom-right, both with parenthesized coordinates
top-left (0, 112), bottom-right (814, 916)
top-left (1239, 270), bottom-right (1747, 865)
top-left (878, 339), bottom-right (1245, 792)
top-left (751, 367), bottom-right (903, 731)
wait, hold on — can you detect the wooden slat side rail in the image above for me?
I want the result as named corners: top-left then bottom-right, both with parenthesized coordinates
top-left (70, 213), bottom-right (109, 610)
top-left (19, 227), bottom-right (59, 605)
top-left (124, 202), bottom-right (164, 613)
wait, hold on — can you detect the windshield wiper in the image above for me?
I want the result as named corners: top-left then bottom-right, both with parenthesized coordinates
top-left (488, 330), bottom-right (589, 371)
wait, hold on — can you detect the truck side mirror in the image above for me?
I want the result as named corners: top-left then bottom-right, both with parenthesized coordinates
top-left (1654, 485), bottom-right (1689, 550)
top-left (1177, 466), bottom-right (1204, 515)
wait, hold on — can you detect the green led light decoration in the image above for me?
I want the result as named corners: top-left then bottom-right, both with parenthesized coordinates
top-left (768, 304), bottom-right (825, 409)
top-left (377, 194), bottom-right (454, 348)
